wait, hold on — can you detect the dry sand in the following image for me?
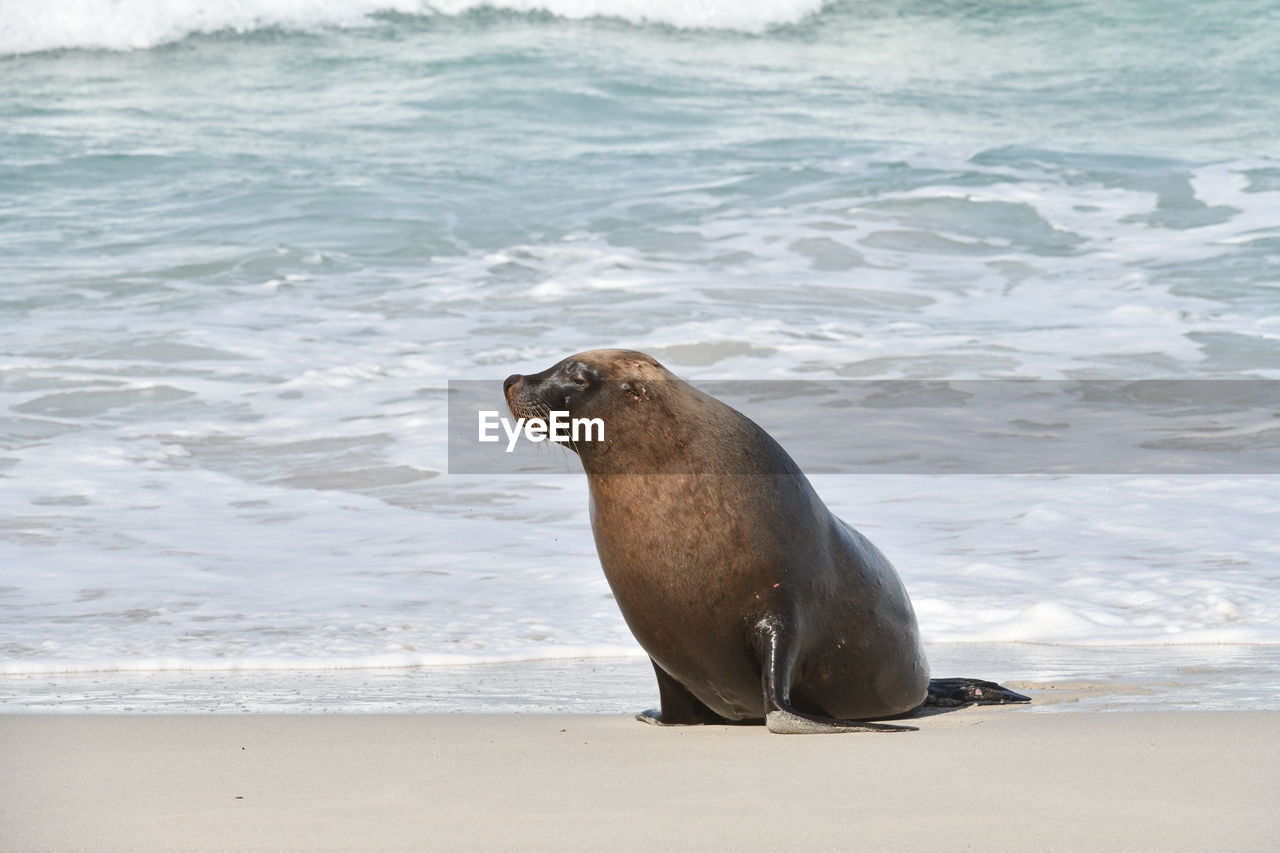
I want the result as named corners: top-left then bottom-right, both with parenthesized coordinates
top-left (2, 708), bottom-right (1277, 852)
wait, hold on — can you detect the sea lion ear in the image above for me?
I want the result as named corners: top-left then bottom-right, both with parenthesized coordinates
top-left (620, 382), bottom-right (647, 402)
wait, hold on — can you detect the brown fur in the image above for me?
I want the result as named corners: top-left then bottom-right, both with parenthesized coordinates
top-left (506, 350), bottom-right (929, 725)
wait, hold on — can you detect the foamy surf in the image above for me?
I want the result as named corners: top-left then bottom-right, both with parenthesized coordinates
top-left (0, 0), bottom-right (828, 55)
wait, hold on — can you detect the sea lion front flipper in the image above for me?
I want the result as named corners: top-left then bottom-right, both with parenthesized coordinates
top-left (637, 658), bottom-right (737, 726)
top-left (635, 709), bottom-right (668, 726)
top-left (754, 617), bottom-right (916, 734)
top-left (925, 678), bottom-right (1031, 707)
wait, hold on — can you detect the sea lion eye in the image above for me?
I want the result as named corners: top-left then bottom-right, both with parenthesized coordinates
top-left (570, 374), bottom-right (588, 388)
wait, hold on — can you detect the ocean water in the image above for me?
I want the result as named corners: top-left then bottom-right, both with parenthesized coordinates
top-left (2, 1), bottom-right (1279, 711)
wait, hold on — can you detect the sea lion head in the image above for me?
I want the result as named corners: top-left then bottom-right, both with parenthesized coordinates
top-left (503, 349), bottom-right (767, 475)
top-left (503, 349), bottom-right (697, 471)
top-left (503, 348), bottom-right (668, 427)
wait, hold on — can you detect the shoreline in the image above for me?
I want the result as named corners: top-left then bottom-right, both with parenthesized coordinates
top-left (5, 643), bottom-right (1280, 714)
top-left (3, 709), bottom-right (1277, 851)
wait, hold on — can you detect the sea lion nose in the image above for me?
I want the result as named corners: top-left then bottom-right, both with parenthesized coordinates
top-left (503, 374), bottom-right (522, 393)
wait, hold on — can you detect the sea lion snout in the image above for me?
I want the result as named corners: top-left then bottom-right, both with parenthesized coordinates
top-left (504, 357), bottom-right (607, 422)
top-left (502, 373), bottom-right (530, 418)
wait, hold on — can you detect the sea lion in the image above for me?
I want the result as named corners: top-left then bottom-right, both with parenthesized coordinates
top-left (503, 349), bottom-right (1028, 733)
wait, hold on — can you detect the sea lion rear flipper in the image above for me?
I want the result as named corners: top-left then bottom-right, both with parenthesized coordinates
top-left (754, 617), bottom-right (916, 734)
top-left (637, 658), bottom-right (737, 726)
top-left (925, 677), bottom-right (1031, 707)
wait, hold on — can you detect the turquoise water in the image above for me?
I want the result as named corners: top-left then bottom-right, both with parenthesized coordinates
top-left (2, 2), bottom-right (1279, 702)
top-left (5, 3), bottom-right (1279, 311)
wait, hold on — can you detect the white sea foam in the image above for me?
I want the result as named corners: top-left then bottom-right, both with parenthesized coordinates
top-left (0, 0), bottom-right (827, 55)
top-left (5, 447), bottom-right (1279, 677)
top-left (429, 0), bottom-right (827, 32)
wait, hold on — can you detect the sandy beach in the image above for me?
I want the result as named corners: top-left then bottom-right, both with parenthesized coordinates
top-left (3, 707), bottom-right (1277, 852)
